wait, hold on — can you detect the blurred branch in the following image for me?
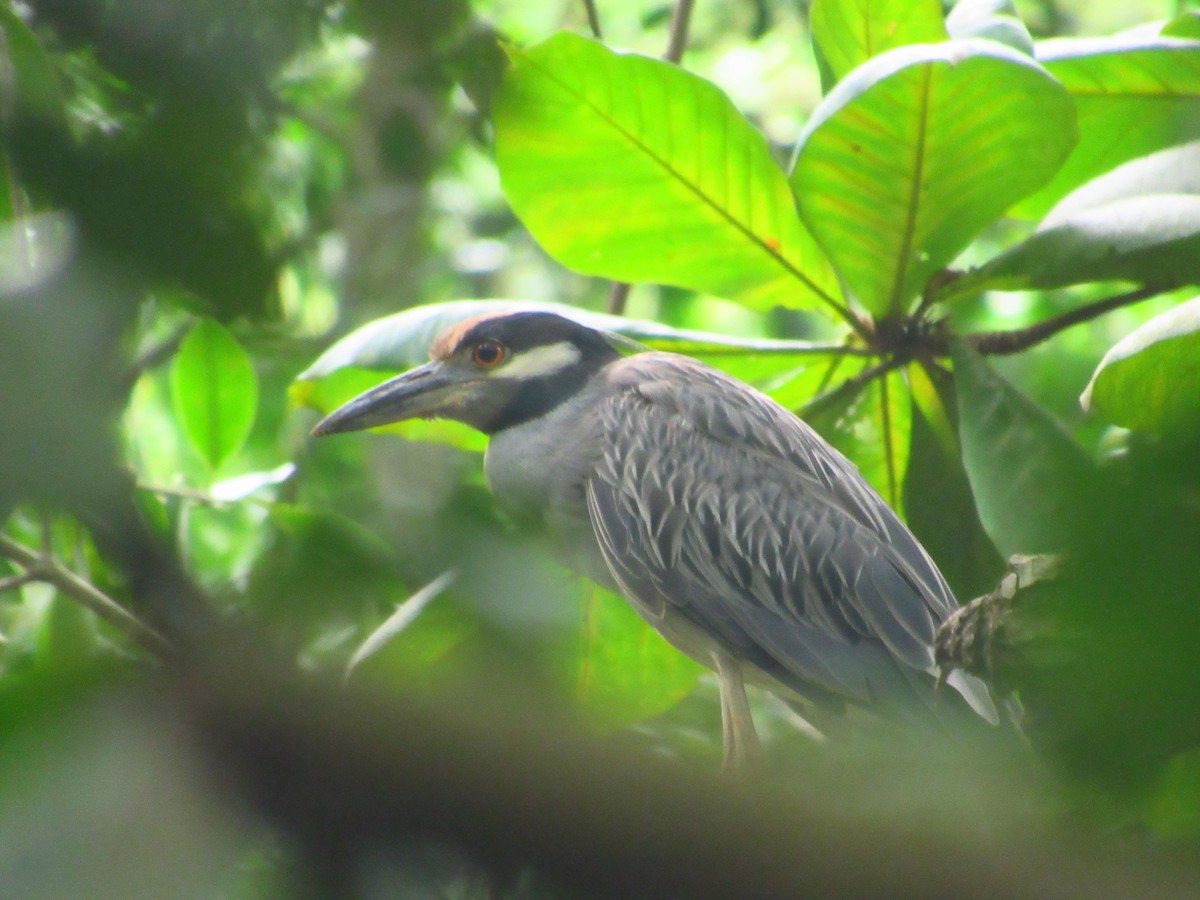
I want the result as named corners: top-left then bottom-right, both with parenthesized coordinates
top-left (606, 281), bottom-right (632, 314)
top-left (188, 645), bottom-right (1200, 900)
top-left (664, 0), bottom-right (697, 64)
top-left (959, 285), bottom-right (1166, 357)
top-left (0, 533), bottom-right (172, 659)
top-left (935, 554), bottom-right (1063, 696)
top-left (122, 325), bottom-right (190, 393)
top-left (581, 0), bottom-right (603, 39)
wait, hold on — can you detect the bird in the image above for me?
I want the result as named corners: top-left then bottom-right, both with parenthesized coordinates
top-left (312, 309), bottom-right (998, 767)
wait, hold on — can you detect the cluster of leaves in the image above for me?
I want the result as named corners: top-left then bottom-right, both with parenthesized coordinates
top-left (2, 0), bottom-right (1200, 895)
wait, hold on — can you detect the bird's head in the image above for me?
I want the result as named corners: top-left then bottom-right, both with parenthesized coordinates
top-left (312, 311), bottom-right (634, 437)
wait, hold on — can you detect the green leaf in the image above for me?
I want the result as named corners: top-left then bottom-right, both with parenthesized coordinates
top-left (903, 366), bottom-right (1004, 600)
top-left (1023, 35), bottom-right (1200, 216)
top-left (806, 366), bottom-right (912, 512)
top-left (972, 195), bottom-right (1200, 291)
top-left (169, 319), bottom-right (258, 469)
top-left (0, 7), bottom-right (67, 125)
top-left (493, 33), bottom-right (844, 317)
top-left (1081, 296), bottom-right (1200, 435)
top-left (951, 341), bottom-right (1093, 557)
top-left (569, 583), bottom-right (702, 730)
top-left (791, 40), bottom-right (1076, 315)
top-left (809, 0), bottom-right (947, 85)
top-left (1038, 140), bottom-right (1200, 221)
top-left (945, 0), bottom-right (1034, 57)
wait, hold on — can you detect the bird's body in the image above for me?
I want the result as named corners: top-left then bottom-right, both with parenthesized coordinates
top-left (314, 311), bottom-right (997, 762)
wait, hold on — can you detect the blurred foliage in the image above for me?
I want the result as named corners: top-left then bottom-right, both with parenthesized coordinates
top-left (2, 0), bottom-right (1200, 896)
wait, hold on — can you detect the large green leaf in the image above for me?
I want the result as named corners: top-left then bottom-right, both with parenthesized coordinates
top-left (970, 195), bottom-right (1200, 291)
top-left (945, 0), bottom-right (1034, 57)
top-left (1023, 35), bottom-right (1200, 216)
top-left (493, 33), bottom-right (844, 318)
top-left (790, 40), bottom-right (1076, 315)
top-left (1081, 296), bottom-right (1200, 435)
top-left (294, 299), bottom-right (849, 448)
top-left (567, 583), bottom-right (702, 730)
top-left (936, 142), bottom-right (1200, 300)
top-left (809, 0), bottom-right (947, 85)
top-left (169, 319), bottom-right (258, 469)
top-left (952, 341), bottom-right (1093, 558)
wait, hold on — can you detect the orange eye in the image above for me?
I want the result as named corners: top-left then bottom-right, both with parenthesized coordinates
top-left (471, 339), bottom-right (505, 368)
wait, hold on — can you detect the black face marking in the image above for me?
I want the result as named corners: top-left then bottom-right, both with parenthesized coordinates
top-left (441, 312), bottom-right (623, 434)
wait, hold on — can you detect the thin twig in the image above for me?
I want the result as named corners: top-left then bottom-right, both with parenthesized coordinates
top-left (961, 285), bottom-right (1165, 357)
top-left (800, 355), bottom-right (906, 421)
top-left (606, 281), bottom-right (632, 314)
top-left (0, 533), bottom-right (172, 659)
top-left (581, 0), bottom-right (603, 39)
top-left (663, 0), bottom-right (697, 63)
top-left (122, 326), bottom-right (190, 394)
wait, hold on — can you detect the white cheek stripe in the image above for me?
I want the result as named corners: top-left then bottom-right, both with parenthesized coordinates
top-left (497, 341), bottom-right (582, 379)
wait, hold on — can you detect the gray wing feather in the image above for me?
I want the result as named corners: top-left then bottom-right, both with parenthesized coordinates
top-left (587, 353), bottom-right (998, 721)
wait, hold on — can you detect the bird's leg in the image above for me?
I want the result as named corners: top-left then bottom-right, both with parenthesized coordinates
top-left (712, 649), bottom-right (761, 773)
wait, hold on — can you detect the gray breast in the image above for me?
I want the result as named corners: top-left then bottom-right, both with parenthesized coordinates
top-left (484, 380), bottom-right (613, 586)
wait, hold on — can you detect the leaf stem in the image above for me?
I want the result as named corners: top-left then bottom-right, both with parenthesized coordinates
top-left (961, 285), bottom-right (1166, 357)
top-left (0, 533), bottom-right (172, 659)
top-left (800, 355), bottom-right (905, 420)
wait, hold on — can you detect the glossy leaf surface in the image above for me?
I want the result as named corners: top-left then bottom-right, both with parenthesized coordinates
top-left (1026, 35), bottom-right (1200, 216)
top-left (791, 40), bottom-right (1075, 314)
top-left (494, 33), bottom-right (843, 316)
top-left (952, 341), bottom-right (1093, 558)
top-left (810, 0), bottom-right (947, 84)
top-left (1081, 296), bottom-right (1200, 435)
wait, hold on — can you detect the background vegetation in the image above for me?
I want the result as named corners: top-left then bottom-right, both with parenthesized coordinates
top-left (1, 0), bottom-right (1199, 896)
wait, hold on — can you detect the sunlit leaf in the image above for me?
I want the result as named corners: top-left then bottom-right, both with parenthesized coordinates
top-left (791, 40), bottom-right (1075, 314)
top-left (1022, 34), bottom-right (1200, 216)
top-left (945, 0), bottom-right (1034, 56)
top-left (951, 341), bottom-right (1093, 557)
top-left (170, 319), bottom-right (258, 469)
top-left (810, 0), bottom-right (947, 85)
top-left (494, 33), bottom-right (844, 317)
top-left (1081, 295), bottom-right (1200, 435)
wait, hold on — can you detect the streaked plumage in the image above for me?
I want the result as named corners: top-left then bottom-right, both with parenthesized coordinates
top-left (314, 311), bottom-right (998, 762)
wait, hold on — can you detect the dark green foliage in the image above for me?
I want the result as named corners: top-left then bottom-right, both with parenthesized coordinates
top-left (3, 0), bottom-right (1200, 895)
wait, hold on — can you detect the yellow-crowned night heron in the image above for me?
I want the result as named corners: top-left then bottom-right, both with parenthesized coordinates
top-left (314, 311), bottom-right (997, 765)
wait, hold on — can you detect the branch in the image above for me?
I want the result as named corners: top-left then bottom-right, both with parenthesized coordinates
top-left (580, 0), bottom-right (603, 39)
top-left (606, 280), bottom-right (632, 315)
top-left (663, 0), bottom-right (697, 63)
top-left (0, 533), bottom-right (172, 660)
top-left (800, 355), bottom-right (905, 420)
top-left (960, 285), bottom-right (1165, 357)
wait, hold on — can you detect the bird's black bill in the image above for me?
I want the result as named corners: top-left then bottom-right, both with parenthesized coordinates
top-left (311, 361), bottom-right (461, 436)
